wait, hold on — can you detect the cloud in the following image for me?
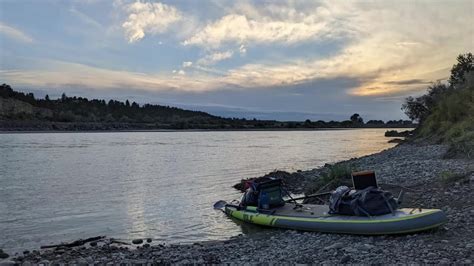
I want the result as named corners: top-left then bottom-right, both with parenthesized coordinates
top-left (2, 0), bottom-right (473, 102)
top-left (384, 79), bottom-right (432, 86)
top-left (239, 44), bottom-right (247, 55)
top-left (0, 22), bottom-right (34, 43)
top-left (182, 61), bottom-right (193, 68)
top-left (122, 2), bottom-right (182, 43)
top-left (197, 51), bottom-right (234, 66)
top-left (70, 7), bottom-right (103, 29)
top-left (183, 7), bottom-right (334, 49)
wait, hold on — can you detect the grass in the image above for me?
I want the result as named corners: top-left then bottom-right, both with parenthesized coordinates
top-left (305, 163), bottom-right (356, 195)
top-left (439, 171), bottom-right (470, 184)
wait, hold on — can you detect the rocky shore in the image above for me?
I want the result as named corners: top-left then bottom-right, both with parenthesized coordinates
top-left (3, 143), bottom-right (474, 264)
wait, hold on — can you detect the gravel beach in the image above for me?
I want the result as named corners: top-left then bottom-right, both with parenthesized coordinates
top-left (3, 143), bottom-right (473, 265)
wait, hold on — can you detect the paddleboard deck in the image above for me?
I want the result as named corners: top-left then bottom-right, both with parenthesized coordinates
top-left (224, 203), bottom-right (447, 235)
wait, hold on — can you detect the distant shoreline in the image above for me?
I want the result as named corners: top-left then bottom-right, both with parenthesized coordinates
top-left (0, 127), bottom-right (414, 134)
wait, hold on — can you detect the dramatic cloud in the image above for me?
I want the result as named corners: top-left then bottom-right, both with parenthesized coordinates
top-left (0, 22), bottom-right (33, 43)
top-left (1, 0), bottom-right (473, 120)
top-left (183, 7), bottom-right (335, 48)
top-left (122, 2), bottom-right (182, 43)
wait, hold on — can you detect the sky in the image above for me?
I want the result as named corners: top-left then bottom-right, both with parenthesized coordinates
top-left (0, 0), bottom-right (473, 121)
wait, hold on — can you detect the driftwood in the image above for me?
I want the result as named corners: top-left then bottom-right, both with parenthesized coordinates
top-left (41, 236), bottom-right (106, 249)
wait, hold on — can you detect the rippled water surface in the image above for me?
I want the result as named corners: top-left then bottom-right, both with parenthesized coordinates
top-left (0, 129), bottom-right (399, 252)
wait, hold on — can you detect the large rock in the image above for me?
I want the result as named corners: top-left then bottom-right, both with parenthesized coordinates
top-left (132, 239), bottom-right (143, 245)
top-left (0, 250), bottom-right (9, 259)
top-left (384, 130), bottom-right (413, 137)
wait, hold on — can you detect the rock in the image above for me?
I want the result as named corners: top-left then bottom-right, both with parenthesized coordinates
top-left (38, 260), bottom-right (50, 266)
top-left (363, 244), bottom-right (375, 250)
top-left (142, 244), bottom-right (150, 248)
top-left (427, 252), bottom-right (437, 258)
top-left (340, 255), bottom-right (351, 263)
top-left (146, 238), bottom-right (152, 243)
top-left (324, 242), bottom-right (343, 250)
top-left (0, 260), bottom-right (15, 266)
top-left (384, 130), bottom-right (412, 137)
top-left (132, 239), bottom-right (143, 245)
top-left (440, 258), bottom-right (451, 264)
top-left (388, 138), bottom-right (404, 143)
top-left (22, 250), bottom-right (30, 255)
top-left (89, 241), bottom-right (98, 247)
top-left (0, 251), bottom-right (9, 259)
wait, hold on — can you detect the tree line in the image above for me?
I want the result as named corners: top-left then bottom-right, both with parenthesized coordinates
top-left (0, 84), bottom-right (413, 130)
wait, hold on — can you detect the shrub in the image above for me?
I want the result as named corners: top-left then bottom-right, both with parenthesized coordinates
top-left (305, 163), bottom-right (356, 194)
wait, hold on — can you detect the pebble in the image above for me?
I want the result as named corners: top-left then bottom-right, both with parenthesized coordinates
top-left (324, 242), bottom-right (343, 250)
top-left (340, 255), bottom-right (351, 263)
top-left (132, 239), bottom-right (143, 245)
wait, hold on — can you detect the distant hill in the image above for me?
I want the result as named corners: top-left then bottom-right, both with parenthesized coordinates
top-left (0, 84), bottom-right (413, 131)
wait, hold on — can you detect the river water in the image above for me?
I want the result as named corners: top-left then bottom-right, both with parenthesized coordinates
top-left (0, 129), bottom-right (400, 253)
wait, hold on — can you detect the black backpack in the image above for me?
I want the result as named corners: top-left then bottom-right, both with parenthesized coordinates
top-left (329, 186), bottom-right (398, 216)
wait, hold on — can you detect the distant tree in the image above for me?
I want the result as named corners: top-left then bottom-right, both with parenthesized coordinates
top-left (449, 52), bottom-right (474, 88)
top-left (350, 113), bottom-right (364, 124)
top-left (341, 120), bottom-right (353, 127)
top-left (125, 100), bottom-right (130, 107)
top-left (61, 93), bottom-right (67, 102)
top-left (402, 96), bottom-right (427, 122)
top-left (366, 120), bottom-right (385, 125)
top-left (45, 94), bottom-right (50, 101)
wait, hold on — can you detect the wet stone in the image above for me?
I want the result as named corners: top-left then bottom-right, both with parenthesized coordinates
top-left (132, 239), bottom-right (143, 245)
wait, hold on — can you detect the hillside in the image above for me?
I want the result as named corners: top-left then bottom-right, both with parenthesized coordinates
top-left (417, 73), bottom-right (474, 158)
top-left (403, 53), bottom-right (474, 158)
top-left (0, 84), bottom-right (413, 131)
top-left (0, 84), bottom-right (264, 130)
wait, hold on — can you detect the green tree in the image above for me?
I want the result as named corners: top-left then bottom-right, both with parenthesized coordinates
top-left (403, 53), bottom-right (472, 123)
top-left (449, 52), bottom-right (473, 88)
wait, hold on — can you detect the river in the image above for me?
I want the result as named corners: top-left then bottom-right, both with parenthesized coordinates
top-left (0, 129), bottom-right (401, 253)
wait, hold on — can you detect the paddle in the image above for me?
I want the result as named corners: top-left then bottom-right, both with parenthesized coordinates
top-left (285, 191), bottom-right (332, 202)
top-left (213, 200), bottom-right (227, 210)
